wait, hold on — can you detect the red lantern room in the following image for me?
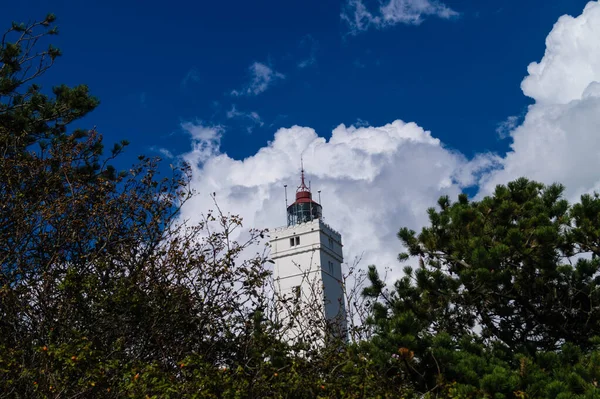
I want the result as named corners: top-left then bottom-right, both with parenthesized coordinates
top-left (287, 165), bottom-right (322, 226)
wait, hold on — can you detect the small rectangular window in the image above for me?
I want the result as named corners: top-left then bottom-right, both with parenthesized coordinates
top-left (295, 236), bottom-right (300, 246)
top-left (329, 237), bottom-right (334, 248)
top-left (290, 237), bottom-right (295, 247)
top-left (328, 261), bottom-right (334, 273)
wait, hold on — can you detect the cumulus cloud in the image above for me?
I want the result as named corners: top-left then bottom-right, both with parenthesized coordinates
top-left (231, 62), bottom-right (285, 96)
top-left (480, 1), bottom-right (600, 201)
top-left (521, 2), bottom-right (600, 106)
top-left (175, 1), bottom-right (600, 285)
top-left (177, 120), bottom-right (498, 281)
top-left (342, 0), bottom-right (459, 34)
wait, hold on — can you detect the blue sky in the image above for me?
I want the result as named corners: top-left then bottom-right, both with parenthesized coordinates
top-left (4, 1), bottom-right (600, 275)
top-left (2, 0), bottom-right (589, 162)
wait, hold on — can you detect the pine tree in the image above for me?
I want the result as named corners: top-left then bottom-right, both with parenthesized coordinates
top-left (364, 178), bottom-right (600, 397)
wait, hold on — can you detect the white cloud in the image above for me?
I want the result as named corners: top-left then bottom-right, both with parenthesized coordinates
top-left (521, 2), bottom-right (600, 106)
top-left (342, 0), bottom-right (459, 34)
top-left (177, 120), bottom-right (497, 281)
top-left (180, 122), bottom-right (223, 167)
top-left (495, 115), bottom-right (521, 139)
top-left (231, 62), bottom-right (285, 96)
top-left (479, 1), bottom-right (600, 202)
top-left (149, 146), bottom-right (174, 159)
top-left (174, 1), bottom-right (600, 286)
top-left (226, 105), bottom-right (262, 124)
top-left (226, 105), bottom-right (264, 133)
top-left (159, 148), bottom-right (174, 159)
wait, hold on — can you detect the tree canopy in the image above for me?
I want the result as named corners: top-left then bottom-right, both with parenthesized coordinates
top-left (364, 178), bottom-right (600, 397)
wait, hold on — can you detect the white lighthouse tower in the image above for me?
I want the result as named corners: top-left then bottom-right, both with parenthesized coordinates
top-left (270, 166), bottom-right (347, 345)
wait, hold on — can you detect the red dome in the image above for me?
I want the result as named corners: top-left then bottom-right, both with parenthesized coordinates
top-left (289, 172), bottom-right (321, 206)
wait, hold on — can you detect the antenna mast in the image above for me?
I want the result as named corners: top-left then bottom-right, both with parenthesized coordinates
top-left (299, 156), bottom-right (308, 191)
top-left (309, 180), bottom-right (313, 222)
top-left (318, 190), bottom-right (322, 220)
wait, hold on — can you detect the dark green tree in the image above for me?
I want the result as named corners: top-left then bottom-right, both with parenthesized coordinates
top-left (363, 178), bottom-right (600, 397)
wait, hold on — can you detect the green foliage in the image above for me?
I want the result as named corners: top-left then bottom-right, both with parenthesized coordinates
top-left (365, 178), bottom-right (600, 397)
top-left (395, 178), bottom-right (600, 352)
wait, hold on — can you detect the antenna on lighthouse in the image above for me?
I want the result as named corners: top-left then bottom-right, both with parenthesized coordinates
top-left (309, 179), bottom-right (313, 222)
top-left (317, 189), bottom-right (323, 221)
top-left (284, 184), bottom-right (288, 208)
top-left (300, 156), bottom-right (307, 190)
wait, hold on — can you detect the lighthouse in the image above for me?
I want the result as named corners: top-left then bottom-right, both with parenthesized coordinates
top-left (270, 165), bottom-right (347, 345)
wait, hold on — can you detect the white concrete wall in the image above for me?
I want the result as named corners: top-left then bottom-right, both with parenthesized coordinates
top-left (271, 219), bottom-right (347, 343)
